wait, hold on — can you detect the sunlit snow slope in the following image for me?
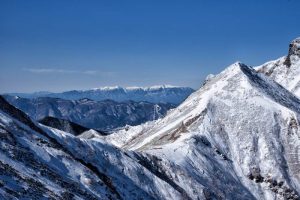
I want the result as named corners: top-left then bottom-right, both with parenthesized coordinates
top-left (106, 61), bottom-right (300, 199)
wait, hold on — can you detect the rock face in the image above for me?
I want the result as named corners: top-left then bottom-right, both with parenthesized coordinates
top-left (6, 85), bottom-right (195, 105)
top-left (256, 37), bottom-right (300, 97)
top-left (286, 37), bottom-right (300, 66)
top-left (3, 95), bottom-right (176, 131)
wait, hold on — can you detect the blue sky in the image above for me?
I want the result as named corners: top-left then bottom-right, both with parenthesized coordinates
top-left (0, 0), bottom-right (300, 93)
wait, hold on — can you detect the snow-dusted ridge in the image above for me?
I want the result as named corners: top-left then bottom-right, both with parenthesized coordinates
top-left (106, 61), bottom-right (300, 149)
top-left (104, 59), bottom-right (300, 199)
top-left (0, 96), bottom-right (184, 199)
top-left (6, 85), bottom-right (195, 104)
top-left (92, 84), bottom-right (182, 91)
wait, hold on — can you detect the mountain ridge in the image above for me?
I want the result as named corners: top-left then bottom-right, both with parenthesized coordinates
top-left (3, 95), bottom-right (176, 131)
top-left (103, 60), bottom-right (300, 199)
top-left (38, 116), bottom-right (107, 136)
top-left (5, 85), bottom-right (195, 104)
top-left (256, 37), bottom-right (300, 98)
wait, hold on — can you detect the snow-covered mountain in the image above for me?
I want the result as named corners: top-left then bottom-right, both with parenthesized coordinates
top-left (104, 61), bottom-right (300, 199)
top-left (256, 37), bottom-right (300, 97)
top-left (0, 96), bottom-right (185, 199)
top-left (6, 85), bottom-right (195, 104)
top-left (3, 95), bottom-right (175, 131)
top-left (1, 38), bottom-right (300, 200)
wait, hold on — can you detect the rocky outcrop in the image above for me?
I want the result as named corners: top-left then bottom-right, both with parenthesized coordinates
top-left (284, 37), bottom-right (300, 67)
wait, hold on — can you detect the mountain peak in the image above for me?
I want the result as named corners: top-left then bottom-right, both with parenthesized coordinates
top-left (284, 37), bottom-right (300, 67)
top-left (289, 37), bottom-right (300, 56)
top-left (220, 61), bottom-right (249, 76)
top-left (255, 37), bottom-right (300, 98)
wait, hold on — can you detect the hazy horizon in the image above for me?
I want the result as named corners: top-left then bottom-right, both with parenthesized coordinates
top-left (4, 84), bottom-right (196, 94)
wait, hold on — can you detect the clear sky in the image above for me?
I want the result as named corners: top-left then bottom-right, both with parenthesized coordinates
top-left (0, 0), bottom-right (300, 93)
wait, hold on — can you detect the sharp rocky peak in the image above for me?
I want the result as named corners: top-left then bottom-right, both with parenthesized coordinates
top-left (214, 62), bottom-right (248, 79)
top-left (289, 37), bottom-right (300, 56)
top-left (284, 37), bottom-right (300, 67)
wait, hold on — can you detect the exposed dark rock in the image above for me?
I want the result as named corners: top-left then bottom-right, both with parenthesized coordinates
top-left (284, 38), bottom-right (300, 67)
top-left (39, 116), bottom-right (106, 136)
top-left (247, 171), bottom-right (300, 199)
top-left (134, 153), bottom-right (192, 200)
top-left (193, 135), bottom-right (211, 147)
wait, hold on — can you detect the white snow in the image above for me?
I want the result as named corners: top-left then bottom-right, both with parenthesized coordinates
top-left (105, 61), bottom-right (300, 199)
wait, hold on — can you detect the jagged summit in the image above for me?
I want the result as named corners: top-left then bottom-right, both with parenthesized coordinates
top-left (106, 61), bottom-right (300, 149)
top-left (105, 59), bottom-right (300, 199)
top-left (218, 62), bottom-right (251, 77)
top-left (284, 37), bottom-right (300, 67)
top-left (256, 37), bottom-right (300, 97)
top-left (288, 37), bottom-right (300, 57)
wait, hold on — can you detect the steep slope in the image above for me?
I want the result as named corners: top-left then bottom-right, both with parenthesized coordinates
top-left (4, 96), bottom-right (175, 131)
top-left (106, 62), bottom-right (300, 199)
top-left (0, 96), bottom-right (187, 199)
top-left (0, 81), bottom-right (260, 200)
top-left (0, 96), bottom-right (117, 199)
top-left (6, 85), bottom-right (195, 104)
top-left (256, 37), bottom-right (300, 97)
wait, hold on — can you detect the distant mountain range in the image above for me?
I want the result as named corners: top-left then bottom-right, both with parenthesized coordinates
top-left (6, 85), bottom-right (195, 104)
top-left (3, 95), bottom-right (176, 131)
